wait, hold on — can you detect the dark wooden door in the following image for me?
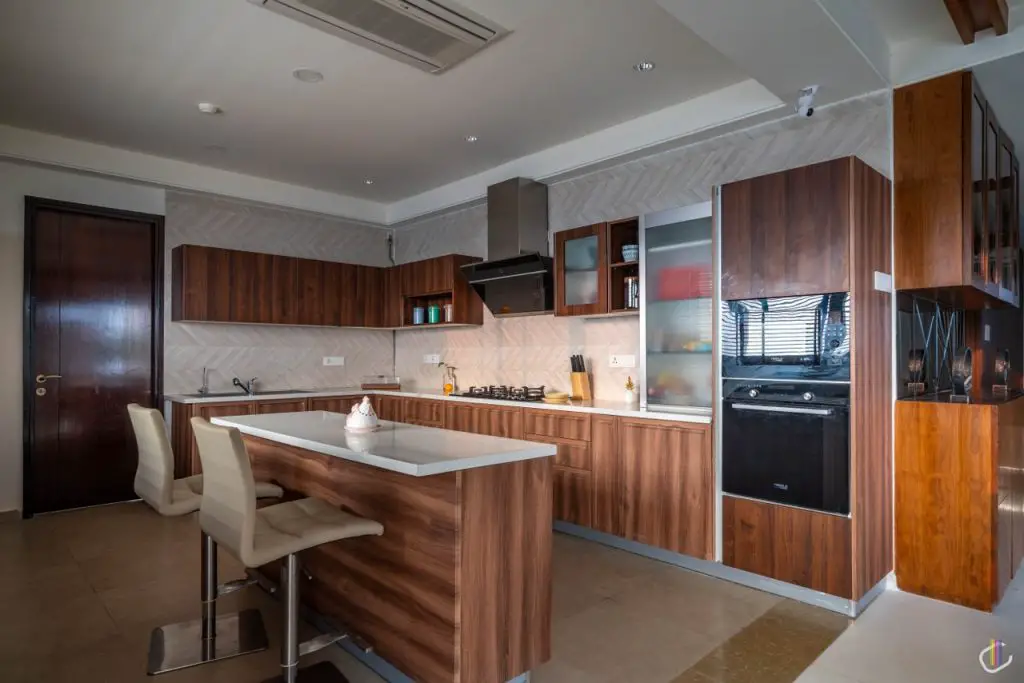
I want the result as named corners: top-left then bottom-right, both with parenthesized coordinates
top-left (720, 158), bottom-right (851, 300)
top-left (26, 200), bottom-right (163, 514)
top-left (555, 223), bottom-right (609, 316)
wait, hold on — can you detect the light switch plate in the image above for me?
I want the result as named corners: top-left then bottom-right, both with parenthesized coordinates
top-left (873, 271), bottom-right (893, 293)
top-left (423, 354), bottom-right (441, 365)
top-left (609, 354), bottom-right (636, 368)
top-left (322, 356), bottom-right (345, 366)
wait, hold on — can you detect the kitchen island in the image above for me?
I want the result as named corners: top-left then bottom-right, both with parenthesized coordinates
top-left (211, 411), bottom-right (557, 683)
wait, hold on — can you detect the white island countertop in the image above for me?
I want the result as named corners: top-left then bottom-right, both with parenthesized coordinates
top-left (212, 411), bottom-right (557, 477)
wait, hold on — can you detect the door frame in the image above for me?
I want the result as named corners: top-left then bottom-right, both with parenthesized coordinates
top-left (22, 197), bottom-right (165, 518)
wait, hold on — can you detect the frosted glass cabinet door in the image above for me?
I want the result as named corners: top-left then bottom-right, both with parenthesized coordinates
top-left (556, 224), bottom-right (608, 316)
top-left (641, 203), bottom-right (713, 409)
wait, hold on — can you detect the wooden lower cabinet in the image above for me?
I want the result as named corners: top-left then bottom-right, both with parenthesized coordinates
top-left (523, 410), bottom-right (591, 442)
top-left (553, 466), bottom-right (592, 528)
top-left (444, 403), bottom-right (524, 438)
top-left (619, 418), bottom-right (713, 559)
top-left (401, 398), bottom-right (445, 427)
top-left (372, 395), bottom-right (403, 422)
top-left (895, 396), bottom-right (1024, 611)
top-left (722, 495), bottom-right (852, 599)
top-left (591, 415), bottom-right (621, 536)
top-left (171, 400), bottom-right (255, 477)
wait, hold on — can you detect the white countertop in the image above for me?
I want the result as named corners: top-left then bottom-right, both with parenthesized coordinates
top-left (212, 410), bottom-right (558, 477)
top-left (169, 387), bottom-right (712, 424)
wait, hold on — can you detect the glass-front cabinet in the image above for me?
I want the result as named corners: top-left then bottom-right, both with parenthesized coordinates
top-left (640, 202), bottom-right (713, 410)
top-left (555, 223), bottom-right (608, 316)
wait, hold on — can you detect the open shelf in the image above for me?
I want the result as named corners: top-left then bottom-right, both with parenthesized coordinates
top-left (610, 260), bottom-right (639, 269)
top-left (403, 291), bottom-right (454, 326)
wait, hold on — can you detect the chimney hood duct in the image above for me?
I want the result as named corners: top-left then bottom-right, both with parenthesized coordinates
top-left (460, 178), bottom-right (553, 316)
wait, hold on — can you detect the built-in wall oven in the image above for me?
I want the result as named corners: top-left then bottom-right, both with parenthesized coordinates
top-left (720, 293), bottom-right (851, 515)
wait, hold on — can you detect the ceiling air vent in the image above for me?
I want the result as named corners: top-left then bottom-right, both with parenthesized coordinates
top-left (249, 0), bottom-right (507, 73)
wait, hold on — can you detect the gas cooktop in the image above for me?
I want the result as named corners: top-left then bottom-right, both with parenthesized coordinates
top-left (458, 385), bottom-right (546, 402)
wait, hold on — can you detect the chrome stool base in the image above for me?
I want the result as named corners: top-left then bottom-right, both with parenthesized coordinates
top-left (259, 661), bottom-right (350, 683)
top-left (147, 608), bottom-right (269, 675)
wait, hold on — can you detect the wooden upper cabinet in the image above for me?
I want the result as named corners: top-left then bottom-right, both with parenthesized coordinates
top-left (894, 71), bottom-right (1020, 308)
top-left (172, 244), bottom-right (232, 322)
top-left (720, 158), bottom-right (851, 300)
top-left (618, 418), bottom-right (713, 559)
top-left (554, 223), bottom-right (609, 316)
top-left (173, 246), bottom-right (479, 328)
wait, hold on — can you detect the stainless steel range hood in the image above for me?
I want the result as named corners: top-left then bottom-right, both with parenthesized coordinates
top-left (461, 178), bottom-right (553, 316)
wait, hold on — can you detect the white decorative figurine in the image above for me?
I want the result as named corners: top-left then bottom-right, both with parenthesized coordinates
top-left (345, 396), bottom-right (379, 433)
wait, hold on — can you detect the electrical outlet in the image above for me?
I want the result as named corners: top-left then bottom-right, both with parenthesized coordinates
top-left (423, 354), bottom-right (441, 365)
top-left (609, 354), bottom-right (636, 369)
top-left (322, 356), bottom-right (345, 366)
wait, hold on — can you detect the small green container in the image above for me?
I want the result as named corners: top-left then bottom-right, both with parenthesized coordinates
top-left (427, 305), bottom-right (441, 324)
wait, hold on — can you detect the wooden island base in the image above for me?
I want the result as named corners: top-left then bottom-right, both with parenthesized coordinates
top-left (245, 435), bottom-right (553, 683)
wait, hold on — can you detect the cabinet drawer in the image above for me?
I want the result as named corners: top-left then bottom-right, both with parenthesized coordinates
top-left (524, 409), bottom-right (591, 441)
top-left (554, 466), bottom-right (592, 528)
top-left (307, 396), bottom-right (358, 413)
top-left (256, 399), bottom-right (308, 414)
top-left (527, 435), bottom-right (590, 470)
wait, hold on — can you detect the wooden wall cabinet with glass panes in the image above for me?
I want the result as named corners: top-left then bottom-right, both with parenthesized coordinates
top-left (554, 218), bottom-right (640, 317)
top-left (895, 71), bottom-right (1020, 308)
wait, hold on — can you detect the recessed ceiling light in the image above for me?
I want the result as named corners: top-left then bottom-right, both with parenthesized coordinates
top-left (197, 102), bottom-right (223, 115)
top-left (293, 68), bottom-right (324, 83)
top-left (364, 179), bottom-right (374, 185)
top-left (633, 61), bottom-right (655, 73)
top-left (464, 135), bottom-right (479, 143)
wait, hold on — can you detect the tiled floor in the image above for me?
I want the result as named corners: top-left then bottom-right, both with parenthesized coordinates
top-left (0, 503), bottom-right (847, 683)
top-left (796, 574), bottom-right (1024, 683)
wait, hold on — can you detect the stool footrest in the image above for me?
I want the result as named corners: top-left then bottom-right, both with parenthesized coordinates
top-left (147, 608), bottom-right (269, 675)
top-left (260, 661), bottom-right (350, 683)
top-left (299, 632), bottom-right (348, 657)
top-left (218, 575), bottom-right (259, 597)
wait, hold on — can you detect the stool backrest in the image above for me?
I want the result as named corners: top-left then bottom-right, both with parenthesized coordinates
top-left (127, 403), bottom-right (174, 511)
top-left (190, 417), bottom-right (256, 559)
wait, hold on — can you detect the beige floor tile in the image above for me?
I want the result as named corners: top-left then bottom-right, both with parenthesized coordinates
top-left (0, 591), bottom-right (120, 662)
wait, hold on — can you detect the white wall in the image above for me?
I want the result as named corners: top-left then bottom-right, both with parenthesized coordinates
top-left (0, 160), bottom-right (165, 513)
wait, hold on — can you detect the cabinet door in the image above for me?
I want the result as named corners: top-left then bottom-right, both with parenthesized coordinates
top-left (987, 109), bottom-right (1001, 288)
top-left (381, 267), bottom-right (403, 328)
top-left (373, 395), bottom-right (403, 422)
top-left (308, 396), bottom-right (357, 413)
top-left (970, 88), bottom-right (987, 284)
top-left (619, 419), bottom-right (713, 558)
top-left (296, 258), bottom-right (324, 326)
top-left (269, 255), bottom-right (298, 324)
top-left (172, 245), bottom-right (232, 322)
top-left (554, 466), bottom-right (592, 527)
top-left (523, 410), bottom-right (591, 442)
top-left (999, 137), bottom-right (1016, 301)
top-left (720, 159), bottom-right (850, 300)
top-left (555, 224), bottom-right (609, 316)
top-left (230, 250), bottom-right (259, 323)
top-left (190, 401), bottom-right (256, 473)
top-left (401, 398), bottom-right (445, 427)
top-left (361, 267), bottom-right (383, 328)
top-left (444, 403), bottom-right (523, 438)
top-left (257, 399), bottom-right (308, 414)
top-left (591, 415), bottom-right (622, 536)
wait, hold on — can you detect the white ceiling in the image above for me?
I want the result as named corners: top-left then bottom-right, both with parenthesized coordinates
top-left (862, 0), bottom-right (962, 46)
top-left (0, 0), bottom-right (747, 202)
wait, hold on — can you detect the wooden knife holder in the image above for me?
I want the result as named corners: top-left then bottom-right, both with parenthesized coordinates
top-left (570, 372), bottom-right (592, 401)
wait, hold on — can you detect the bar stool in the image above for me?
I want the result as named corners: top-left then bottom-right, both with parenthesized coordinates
top-left (127, 403), bottom-right (283, 516)
top-left (191, 417), bottom-right (384, 683)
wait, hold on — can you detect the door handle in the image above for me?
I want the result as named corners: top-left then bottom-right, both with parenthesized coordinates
top-left (730, 403), bottom-right (833, 416)
top-left (36, 374), bottom-right (62, 384)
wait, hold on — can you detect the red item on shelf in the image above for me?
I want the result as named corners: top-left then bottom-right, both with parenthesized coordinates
top-left (657, 265), bottom-right (712, 300)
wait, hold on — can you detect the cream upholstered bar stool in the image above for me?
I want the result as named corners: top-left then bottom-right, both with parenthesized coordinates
top-left (127, 403), bottom-right (283, 516)
top-left (190, 417), bottom-right (384, 683)
top-left (128, 404), bottom-right (285, 675)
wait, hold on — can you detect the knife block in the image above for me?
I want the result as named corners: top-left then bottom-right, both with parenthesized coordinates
top-left (570, 372), bottom-right (592, 401)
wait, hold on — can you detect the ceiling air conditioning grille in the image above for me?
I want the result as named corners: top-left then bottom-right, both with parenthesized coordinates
top-left (254, 0), bottom-right (508, 73)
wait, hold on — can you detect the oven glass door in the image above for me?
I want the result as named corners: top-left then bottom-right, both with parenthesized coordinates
top-left (722, 400), bottom-right (849, 514)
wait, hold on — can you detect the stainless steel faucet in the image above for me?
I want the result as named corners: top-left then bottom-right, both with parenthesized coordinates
top-left (198, 367), bottom-right (209, 395)
top-left (232, 376), bottom-right (259, 396)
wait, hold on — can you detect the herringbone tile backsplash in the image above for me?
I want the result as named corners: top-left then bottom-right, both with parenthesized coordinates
top-left (394, 93), bottom-right (890, 400)
top-left (163, 192), bottom-right (394, 395)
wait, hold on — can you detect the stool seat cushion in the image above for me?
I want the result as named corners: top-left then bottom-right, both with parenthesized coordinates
top-left (243, 498), bottom-right (384, 568)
